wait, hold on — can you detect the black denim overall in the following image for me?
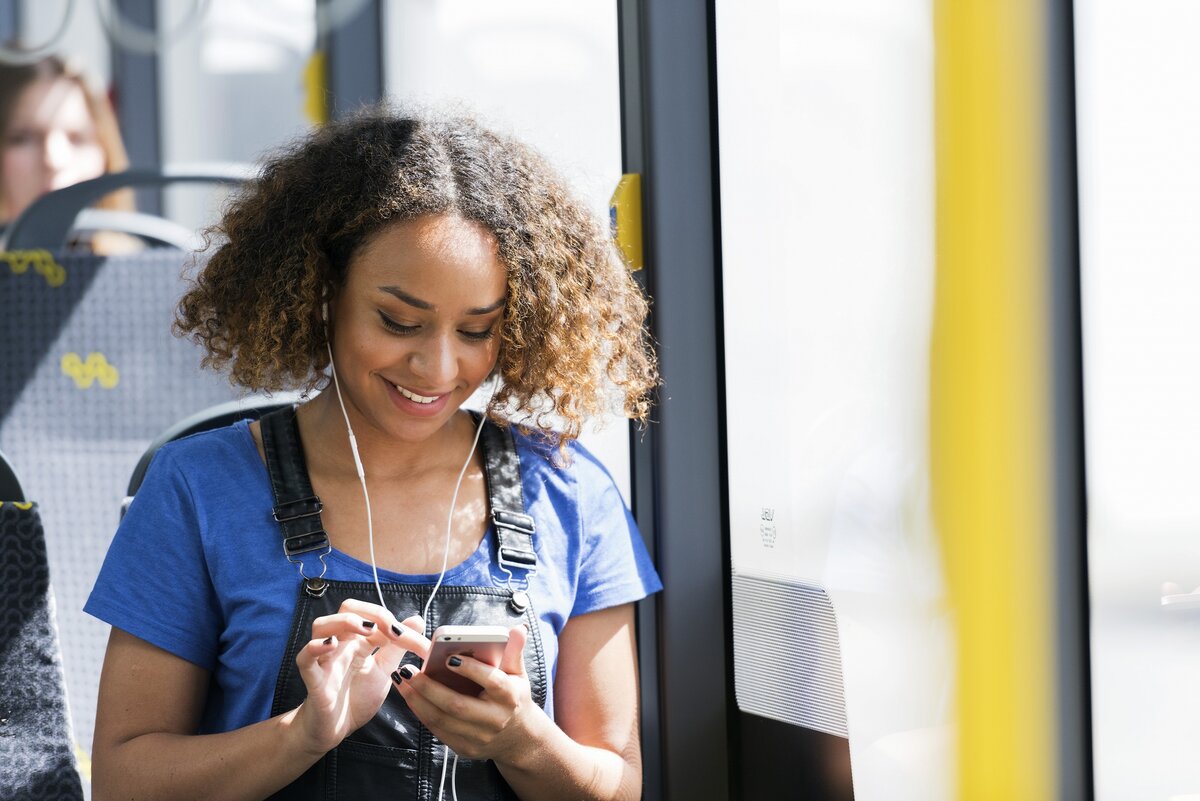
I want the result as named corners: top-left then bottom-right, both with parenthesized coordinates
top-left (259, 408), bottom-right (547, 801)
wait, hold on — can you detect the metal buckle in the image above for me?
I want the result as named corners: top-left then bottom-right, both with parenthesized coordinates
top-left (273, 496), bottom-right (323, 523)
top-left (497, 548), bottom-right (538, 572)
top-left (283, 530), bottom-right (330, 556)
top-left (284, 541), bottom-right (331, 590)
top-left (492, 509), bottom-right (535, 534)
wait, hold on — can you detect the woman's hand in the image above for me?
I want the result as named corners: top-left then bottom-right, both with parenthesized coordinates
top-left (292, 598), bottom-right (431, 757)
top-left (392, 624), bottom-right (542, 765)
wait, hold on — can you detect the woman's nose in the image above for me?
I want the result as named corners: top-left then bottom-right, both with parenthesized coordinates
top-left (409, 334), bottom-right (456, 385)
top-left (43, 130), bottom-right (71, 170)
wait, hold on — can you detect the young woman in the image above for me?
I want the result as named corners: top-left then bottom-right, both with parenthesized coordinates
top-left (0, 55), bottom-right (135, 252)
top-left (85, 110), bottom-right (660, 800)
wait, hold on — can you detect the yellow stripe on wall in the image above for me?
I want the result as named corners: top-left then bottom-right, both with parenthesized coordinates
top-left (932, 1), bottom-right (1054, 799)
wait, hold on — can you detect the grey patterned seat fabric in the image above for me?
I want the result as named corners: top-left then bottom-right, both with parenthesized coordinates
top-left (0, 249), bottom-right (275, 779)
top-left (0, 501), bottom-right (84, 801)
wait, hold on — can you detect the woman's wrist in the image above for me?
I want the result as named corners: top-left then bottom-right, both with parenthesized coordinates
top-left (492, 705), bottom-right (564, 774)
top-left (493, 712), bottom-right (632, 801)
top-left (280, 702), bottom-right (335, 764)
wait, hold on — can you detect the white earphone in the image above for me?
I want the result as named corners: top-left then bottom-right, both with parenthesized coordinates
top-left (322, 295), bottom-right (485, 615)
top-left (323, 291), bottom-right (485, 801)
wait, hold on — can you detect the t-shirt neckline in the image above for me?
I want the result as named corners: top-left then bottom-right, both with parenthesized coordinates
top-left (232, 419), bottom-right (497, 585)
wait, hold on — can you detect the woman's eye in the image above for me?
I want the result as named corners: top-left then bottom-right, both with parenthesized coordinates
top-left (378, 312), bottom-right (418, 335)
top-left (460, 327), bottom-right (496, 342)
top-left (6, 130), bottom-right (36, 147)
top-left (378, 311), bottom-right (494, 341)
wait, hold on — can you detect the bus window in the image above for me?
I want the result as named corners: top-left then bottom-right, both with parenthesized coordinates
top-left (716, 2), bottom-right (951, 799)
top-left (1076, 3), bottom-right (1200, 797)
top-left (159, 0), bottom-right (318, 233)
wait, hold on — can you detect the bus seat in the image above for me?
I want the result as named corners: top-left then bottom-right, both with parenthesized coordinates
top-left (2, 164), bottom-right (252, 252)
top-left (0, 499), bottom-right (85, 800)
top-left (122, 396), bottom-right (299, 517)
top-left (0, 241), bottom-right (263, 771)
top-left (0, 448), bottom-right (24, 502)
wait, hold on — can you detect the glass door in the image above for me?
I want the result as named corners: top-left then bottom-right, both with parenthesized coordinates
top-left (716, 2), bottom-right (951, 798)
top-left (1076, 2), bottom-right (1200, 797)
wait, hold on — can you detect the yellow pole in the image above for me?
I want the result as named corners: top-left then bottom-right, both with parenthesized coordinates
top-left (932, 1), bottom-right (1055, 799)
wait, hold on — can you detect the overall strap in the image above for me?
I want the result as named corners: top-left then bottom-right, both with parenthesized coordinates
top-left (259, 407), bottom-right (331, 594)
top-left (478, 417), bottom-right (537, 577)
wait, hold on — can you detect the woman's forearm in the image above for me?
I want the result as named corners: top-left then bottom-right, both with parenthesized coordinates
top-left (92, 707), bottom-right (323, 801)
top-left (494, 709), bottom-right (641, 801)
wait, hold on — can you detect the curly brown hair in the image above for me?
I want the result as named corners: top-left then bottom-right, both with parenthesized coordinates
top-left (175, 108), bottom-right (657, 449)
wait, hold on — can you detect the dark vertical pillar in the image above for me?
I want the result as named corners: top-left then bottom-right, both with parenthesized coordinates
top-left (111, 0), bottom-right (162, 215)
top-left (616, 3), bottom-right (663, 798)
top-left (1047, 0), bottom-right (1094, 799)
top-left (617, 1), bottom-right (731, 800)
top-left (323, 0), bottom-right (383, 118)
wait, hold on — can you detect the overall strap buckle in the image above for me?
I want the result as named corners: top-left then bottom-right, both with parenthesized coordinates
top-left (273, 496), bottom-right (323, 523)
top-left (479, 417), bottom-right (538, 587)
top-left (261, 408), bottom-right (331, 586)
top-left (493, 509), bottom-right (537, 574)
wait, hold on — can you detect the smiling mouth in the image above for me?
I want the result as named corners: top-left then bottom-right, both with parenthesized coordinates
top-left (394, 384), bottom-right (440, 404)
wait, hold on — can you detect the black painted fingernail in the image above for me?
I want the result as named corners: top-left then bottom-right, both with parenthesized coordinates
top-left (322, 636), bottom-right (333, 645)
top-left (369, 646), bottom-right (381, 657)
top-left (399, 664), bottom-right (418, 680)
top-left (448, 656), bottom-right (462, 668)
top-left (391, 670), bottom-right (404, 684)
top-left (391, 623), bottom-right (404, 637)
top-left (362, 620), bottom-right (375, 630)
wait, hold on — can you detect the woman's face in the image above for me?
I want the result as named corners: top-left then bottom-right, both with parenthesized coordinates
top-left (2, 76), bottom-right (106, 221)
top-left (328, 213), bottom-right (507, 445)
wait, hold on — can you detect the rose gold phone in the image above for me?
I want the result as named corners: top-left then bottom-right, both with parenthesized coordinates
top-left (423, 625), bottom-right (510, 696)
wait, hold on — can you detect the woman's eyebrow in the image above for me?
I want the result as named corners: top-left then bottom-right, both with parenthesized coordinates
top-left (378, 286), bottom-right (505, 315)
top-left (379, 286), bottom-right (432, 309)
top-left (465, 297), bottom-right (506, 315)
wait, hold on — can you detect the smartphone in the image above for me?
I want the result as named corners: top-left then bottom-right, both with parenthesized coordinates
top-left (423, 625), bottom-right (510, 696)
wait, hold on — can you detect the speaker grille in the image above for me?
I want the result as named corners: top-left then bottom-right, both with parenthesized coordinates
top-left (732, 571), bottom-right (849, 738)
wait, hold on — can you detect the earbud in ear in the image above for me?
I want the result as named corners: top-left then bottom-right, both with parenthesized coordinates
top-left (321, 301), bottom-right (328, 323)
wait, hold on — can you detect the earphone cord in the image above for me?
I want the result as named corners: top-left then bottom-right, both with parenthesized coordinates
top-left (423, 412), bottom-right (487, 622)
top-left (327, 340), bottom-right (483, 800)
top-left (327, 340), bottom-right (387, 608)
top-left (426, 420), bottom-right (482, 801)
top-left (327, 342), bottom-right (487, 614)
top-left (436, 744), bottom-right (460, 801)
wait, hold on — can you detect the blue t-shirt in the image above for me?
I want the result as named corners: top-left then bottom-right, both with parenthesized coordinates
top-left (84, 420), bottom-right (660, 733)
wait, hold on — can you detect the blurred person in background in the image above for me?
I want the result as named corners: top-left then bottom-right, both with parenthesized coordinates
top-left (0, 53), bottom-right (136, 252)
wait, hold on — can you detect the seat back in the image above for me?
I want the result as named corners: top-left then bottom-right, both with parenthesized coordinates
top-left (0, 245), bottom-right (277, 771)
top-left (0, 448), bottom-right (24, 502)
top-left (0, 500), bottom-right (84, 800)
top-left (2, 164), bottom-right (252, 251)
top-left (122, 396), bottom-right (298, 517)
